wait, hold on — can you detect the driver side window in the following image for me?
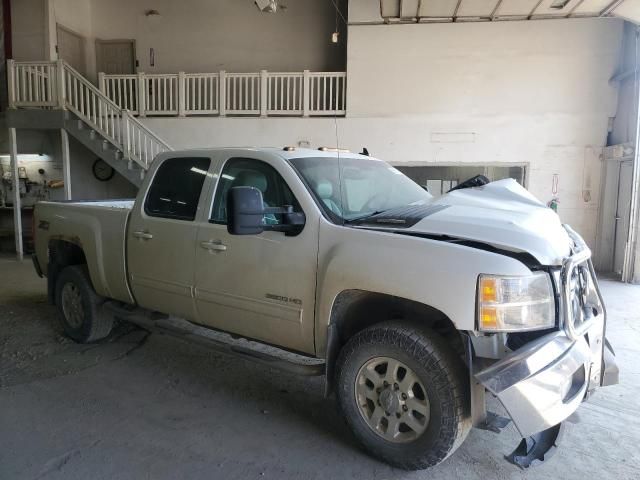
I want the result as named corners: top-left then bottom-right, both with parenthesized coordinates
top-left (210, 158), bottom-right (300, 225)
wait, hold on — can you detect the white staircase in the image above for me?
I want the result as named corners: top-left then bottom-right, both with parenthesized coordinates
top-left (7, 60), bottom-right (173, 187)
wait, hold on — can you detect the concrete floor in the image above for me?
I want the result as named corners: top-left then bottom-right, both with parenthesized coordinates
top-left (1, 255), bottom-right (639, 480)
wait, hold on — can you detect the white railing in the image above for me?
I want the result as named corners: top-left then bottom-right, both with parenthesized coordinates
top-left (308, 72), bottom-right (347, 116)
top-left (8, 61), bottom-right (58, 107)
top-left (8, 60), bottom-right (172, 170)
top-left (145, 74), bottom-right (178, 115)
top-left (98, 70), bottom-right (346, 117)
top-left (102, 74), bottom-right (138, 113)
top-left (268, 73), bottom-right (303, 115)
top-left (185, 73), bottom-right (219, 115)
top-left (225, 73), bottom-right (261, 115)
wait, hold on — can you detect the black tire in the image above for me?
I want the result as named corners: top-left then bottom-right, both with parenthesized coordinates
top-left (335, 322), bottom-right (471, 470)
top-left (54, 265), bottom-right (113, 343)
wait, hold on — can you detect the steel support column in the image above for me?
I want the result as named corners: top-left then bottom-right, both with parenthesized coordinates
top-left (60, 128), bottom-right (72, 199)
top-left (623, 27), bottom-right (640, 283)
top-left (8, 127), bottom-right (23, 261)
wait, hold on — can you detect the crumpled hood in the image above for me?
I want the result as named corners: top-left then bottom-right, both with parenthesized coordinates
top-left (409, 179), bottom-right (573, 265)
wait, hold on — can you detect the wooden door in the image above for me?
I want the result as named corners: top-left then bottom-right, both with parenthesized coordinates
top-left (95, 40), bottom-right (136, 75)
top-left (57, 24), bottom-right (86, 75)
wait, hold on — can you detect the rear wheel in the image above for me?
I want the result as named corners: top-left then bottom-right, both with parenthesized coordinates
top-left (336, 322), bottom-right (471, 470)
top-left (55, 265), bottom-right (113, 343)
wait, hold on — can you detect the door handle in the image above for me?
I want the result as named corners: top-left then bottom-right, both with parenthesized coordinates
top-left (200, 240), bottom-right (227, 252)
top-left (132, 231), bottom-right (153, 240)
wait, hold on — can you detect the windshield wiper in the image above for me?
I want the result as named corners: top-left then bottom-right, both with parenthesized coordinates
top-left (344, 210), bottom-right (388, 224)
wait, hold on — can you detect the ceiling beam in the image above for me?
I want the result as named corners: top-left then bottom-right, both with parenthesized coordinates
top-left (452, 0), bottom-right (463, 21)
top-left (490, 0), bottom-right (504, 20)
top-left (528, 0), bottom-right (545, 19)
top-left (601, 0), bottom-right (626, 16)
top-left (566, 0), bottom-right (586, 17)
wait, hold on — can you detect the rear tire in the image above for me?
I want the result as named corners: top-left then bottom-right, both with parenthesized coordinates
top-left (55, 265), bottom-right (113, 343)
top-left (335, 322), bottom-right (471, 470)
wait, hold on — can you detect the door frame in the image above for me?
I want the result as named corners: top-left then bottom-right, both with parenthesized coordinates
top-left (56, 23), bottom-right (86, 74)
top-left (95, 38), bottom-right (137, 75)
top-left (596, 154), bottom-right (635, 275)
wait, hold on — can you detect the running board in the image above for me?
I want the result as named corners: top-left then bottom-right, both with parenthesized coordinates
top-left (104, 302), bottom-right (325, 376)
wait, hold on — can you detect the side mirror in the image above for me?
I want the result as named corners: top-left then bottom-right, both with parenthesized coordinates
top-left (227, 186), bottom-right (307, 236)
top-left (227, 186), bottom-right (265, 235)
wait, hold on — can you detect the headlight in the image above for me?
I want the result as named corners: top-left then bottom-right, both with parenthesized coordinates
top-left (477, 272), bottom-right (555, 332)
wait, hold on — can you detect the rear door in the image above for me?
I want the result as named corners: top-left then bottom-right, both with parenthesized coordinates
top-left (193, 153), bottom-right (320, 354)
top-left (127, 155), bottom-right (214, 320)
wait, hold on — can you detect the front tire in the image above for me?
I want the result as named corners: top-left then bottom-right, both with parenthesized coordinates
top-left (335, 322), bottom-right (471, 470)
top-left (55, 265), bottom-right (113, 343)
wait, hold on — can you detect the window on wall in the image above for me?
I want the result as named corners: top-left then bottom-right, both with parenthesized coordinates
top-left (395, 165), bottom-right (527, 198)
top-left (145, 157), bottom-right (210, 221)
top-left (211, 158), bottom-right (301, 225)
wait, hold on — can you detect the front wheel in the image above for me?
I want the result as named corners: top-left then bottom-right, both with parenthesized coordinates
top-left (335, 322), bottom-right (471, 470)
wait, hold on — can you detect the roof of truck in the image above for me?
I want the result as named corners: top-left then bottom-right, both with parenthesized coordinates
top-left (161, 147), bottom-right (379, 161)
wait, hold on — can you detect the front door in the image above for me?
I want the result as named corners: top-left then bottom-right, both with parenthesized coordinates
top-left (127, 156), bottom-right (213, 320)
top-left (193, 155), bottom-right (319, 354)
top-left (57, 24), bottom-right (86, 75)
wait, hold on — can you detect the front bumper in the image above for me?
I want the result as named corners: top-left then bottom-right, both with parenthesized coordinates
top-left (476, 325), bottom-right (604, 437)
top-left (475, 226), bottom-right (618, 438)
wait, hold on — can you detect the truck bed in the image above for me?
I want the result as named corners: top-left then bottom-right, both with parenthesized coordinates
top-left (33, 199), bottom-right (135, 304)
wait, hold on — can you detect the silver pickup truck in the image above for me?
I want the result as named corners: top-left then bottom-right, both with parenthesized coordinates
top-left (32, 147), bottom-right (618, 470)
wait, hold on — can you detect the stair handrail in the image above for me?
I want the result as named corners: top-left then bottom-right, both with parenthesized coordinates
top-left (122, 109), bottom-right (172, 150)
top-left (64, 63), bottom-right (166, 142)
top-left (62, 62), bottom-right (122, 110)
top-left (61, 62), bottom-right (172, 170)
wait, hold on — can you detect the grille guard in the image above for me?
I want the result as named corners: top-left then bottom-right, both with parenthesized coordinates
top-left (561, 225), bottom-right (606, 341)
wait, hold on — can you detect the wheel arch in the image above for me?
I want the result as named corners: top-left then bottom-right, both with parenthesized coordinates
top-left (47, 238), bottom-right (90, 304)
top-left (323, 290), bottom-right (466, 397)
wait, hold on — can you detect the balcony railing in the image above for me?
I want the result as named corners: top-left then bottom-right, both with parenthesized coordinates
top-left (99, 70), bottom-right (346, 118)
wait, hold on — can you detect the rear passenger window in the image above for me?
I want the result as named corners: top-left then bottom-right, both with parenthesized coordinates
top-left (145, 157), bottom-right (210, 221)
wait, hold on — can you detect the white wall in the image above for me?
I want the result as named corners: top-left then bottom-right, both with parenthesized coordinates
top-left (143, 17), bottom-right (623, 253)
top-left (343, 17), bottom-right (623, 251)
top-left (89, 0), bottom-right (344, 77)
top-left (11, 0), bottom-right (345, 82)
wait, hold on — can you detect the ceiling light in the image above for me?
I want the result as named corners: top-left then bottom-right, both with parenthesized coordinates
top-left (255, 0), bottom-right (278, 13)
top-left (550, 0), bottom-right (571, 9)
